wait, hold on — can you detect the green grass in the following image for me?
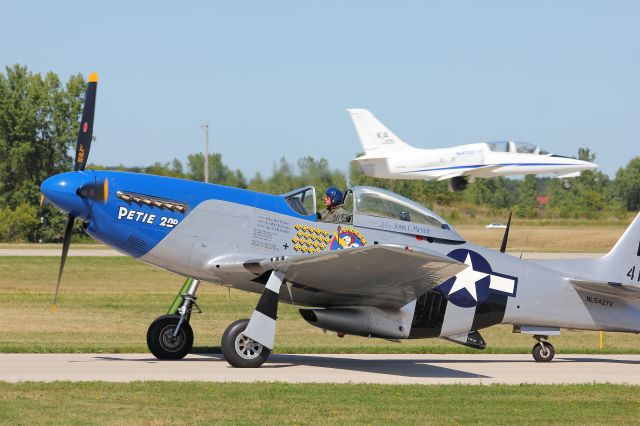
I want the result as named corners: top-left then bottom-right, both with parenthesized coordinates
top-left (0, 382), bottom-right (639, 425)
top-left (1, 256), bottom-right (639, 354)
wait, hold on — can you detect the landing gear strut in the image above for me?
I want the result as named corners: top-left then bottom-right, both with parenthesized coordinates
top-left (532, 335), bottom-right (555, 362)
top-left (147, 278), bottom-right (201, 360)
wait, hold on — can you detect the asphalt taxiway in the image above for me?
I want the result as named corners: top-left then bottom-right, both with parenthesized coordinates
top-left (1, 353), bottom-right (638, 384)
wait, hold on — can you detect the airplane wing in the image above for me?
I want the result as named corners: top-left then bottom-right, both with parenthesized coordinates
top-left (436, 164), bottom-right (503, 181)
top-left (253, 244), bottom-right (465, 309)
top-left (570, 278), bottom-right (640, 299)
top-left (556, 171), bottom-right (581, 179)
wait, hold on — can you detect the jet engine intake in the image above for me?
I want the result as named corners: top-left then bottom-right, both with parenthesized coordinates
top-left (448, 176), bottom-right (469, 192)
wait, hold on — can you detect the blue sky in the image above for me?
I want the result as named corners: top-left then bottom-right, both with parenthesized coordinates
top-left (3, 1), bottom-right (639, 179)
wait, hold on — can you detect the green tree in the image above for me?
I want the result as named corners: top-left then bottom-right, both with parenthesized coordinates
top-left (514, 175), bottom-right (538, 218)
top-left (0, 65), bottom-right (85, 207)
top-left (0, 203), bottom-right (40, 242)
top-left (0, 65), bottom-right (85, 242)
top-left (247, 157), bottom-right (346, 210)
top-left (187, 153), bottom-right (246, 188)
top-left (88, 159), bottom-right (187, 178)
top-left (546, 149), bottom-right (611, 218)
top-left (464, 177), bottom-right (515, 210)
top-left (614, 157), bottom-right (640, 211)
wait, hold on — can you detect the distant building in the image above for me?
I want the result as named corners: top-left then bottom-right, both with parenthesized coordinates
top-left (536, 195), bottom-right (549, 206)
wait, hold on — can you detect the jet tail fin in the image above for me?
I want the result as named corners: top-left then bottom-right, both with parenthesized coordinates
top-left (347, 109), bottom-right (413, 156)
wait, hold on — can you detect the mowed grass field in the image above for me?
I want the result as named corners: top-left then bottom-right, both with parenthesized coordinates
top-left (1, 382), bottom-right (639, 425)
top-left (1, 253), bottom-right (639, 355)
top-left (456, 224), bottom-right (627, 253)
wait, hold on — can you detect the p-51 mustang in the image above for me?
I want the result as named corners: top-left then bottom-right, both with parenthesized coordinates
top-left (348, 109), bottom-right (598, 191)
top-left (42, 74), bottom-right (640, 367)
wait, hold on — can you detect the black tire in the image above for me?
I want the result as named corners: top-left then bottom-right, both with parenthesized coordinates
top-left (221, 319), bottom-right (271, 368)
top-left (147, 314), bottom-right (193, 360)
top-left (532, 342), bottom-right (555, 362)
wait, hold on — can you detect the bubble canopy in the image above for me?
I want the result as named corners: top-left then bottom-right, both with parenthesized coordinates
top-left (349, 186), bottom-right (464, 241)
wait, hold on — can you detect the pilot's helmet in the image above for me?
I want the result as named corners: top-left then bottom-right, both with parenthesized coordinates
top-left (326, 186), bottom-right (343, 206)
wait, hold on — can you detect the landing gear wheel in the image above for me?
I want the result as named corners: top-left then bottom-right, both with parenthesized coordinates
top-left (147, 314), bottom-right (193, 360)
top-left (532, 342), bottom-right (555, 362)
top-left (221, 319), bottom-right (271, 368)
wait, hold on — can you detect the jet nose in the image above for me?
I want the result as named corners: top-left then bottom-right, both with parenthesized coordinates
top-left (586, 162), bottom-right (599, 171)
top-left (40, 172), bottom-right (93, 219)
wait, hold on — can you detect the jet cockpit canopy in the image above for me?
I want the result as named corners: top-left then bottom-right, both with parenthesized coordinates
top-left (487, 141), bottom-right (550, 155)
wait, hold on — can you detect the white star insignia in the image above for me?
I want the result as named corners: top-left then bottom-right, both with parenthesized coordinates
top-left (448, 254), bottom-right (488, 301)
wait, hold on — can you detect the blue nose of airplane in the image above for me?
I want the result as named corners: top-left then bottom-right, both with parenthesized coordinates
top-left (40, 171), bottom-right (94, 220)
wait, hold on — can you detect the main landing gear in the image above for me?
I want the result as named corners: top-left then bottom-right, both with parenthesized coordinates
top-left (221, 270), bottom-right (284, 368)
top-left (221, 319), bottom-right (271, 368)
top-left (532, 335), bottom-right (555, 362)
top-left (147, 278), bottom-right (201, 360)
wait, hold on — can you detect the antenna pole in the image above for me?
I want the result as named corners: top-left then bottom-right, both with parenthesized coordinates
top-left (201, 124), bottom-right (209, 183)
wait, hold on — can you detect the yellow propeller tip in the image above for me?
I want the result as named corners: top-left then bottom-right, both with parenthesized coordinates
top-left (103, 179), bottom-right (109, 202)
top-left (88, 72), bottom-right (98, 83)
top-left (50, 304), bottom-right (58, 313)
top-left (40, 194), bottom-right (45, 208)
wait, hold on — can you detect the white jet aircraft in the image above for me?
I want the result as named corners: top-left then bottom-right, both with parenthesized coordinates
top-left (347, 109), bottom-right (598, 191)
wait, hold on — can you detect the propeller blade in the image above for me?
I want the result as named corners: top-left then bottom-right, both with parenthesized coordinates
top-left (73, 72), bottom-right (98, 172)
top-left (76, 178), bottom-right (109, 202)
top-left (499, 211), bottom-right (513, 254)
top-left (52, 214), bottom-right (75, 312)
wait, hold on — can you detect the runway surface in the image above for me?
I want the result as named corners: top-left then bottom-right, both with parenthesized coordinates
top-left (2, 353), bottom-right (639, 384)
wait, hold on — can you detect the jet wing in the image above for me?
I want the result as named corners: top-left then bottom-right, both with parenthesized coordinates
top-left (570, 278), bottom-right (640, 299)
top-left (436, 164), bottom-right (503, 181)
top-left (556, 171), bottom-right (581, 179)
top-left (260, 244), bottom-right (465, 309)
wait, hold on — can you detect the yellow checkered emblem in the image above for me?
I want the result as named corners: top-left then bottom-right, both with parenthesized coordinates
top-left (291, 224), bottom-right (366, 252)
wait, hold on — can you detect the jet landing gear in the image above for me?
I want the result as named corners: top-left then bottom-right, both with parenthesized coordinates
top-left (147, 278), bottom-right (201, 360)
top-left (532, 335), bottom-right (555, 362)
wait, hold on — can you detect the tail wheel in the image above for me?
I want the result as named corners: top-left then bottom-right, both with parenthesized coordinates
top-left (147, 314), bottom-right (193, 360)
top-left (221, 319), bottom-right (271, 368)
top-left (532, 342), bottom-right (555, 362)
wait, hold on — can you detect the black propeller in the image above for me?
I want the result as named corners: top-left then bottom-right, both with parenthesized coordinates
top-left (499, 211), bottom-right (513, 254)
top-left (52, 215), bottom-right (75, 311)
top-left (51, 72), bottom-right (99, 312)
top-left (74, 72), bottom-right (98, 172)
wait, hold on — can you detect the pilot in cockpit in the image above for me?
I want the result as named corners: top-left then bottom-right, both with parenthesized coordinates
top-left (319, 186), bottom-right (351, 224)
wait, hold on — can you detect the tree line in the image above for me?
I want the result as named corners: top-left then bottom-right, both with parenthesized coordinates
top-left (1, 65), bottom-right (640, 242)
